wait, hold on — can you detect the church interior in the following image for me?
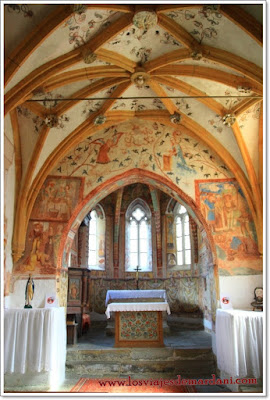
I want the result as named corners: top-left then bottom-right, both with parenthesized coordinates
top-left (3, 2), bottom-right (264, 395)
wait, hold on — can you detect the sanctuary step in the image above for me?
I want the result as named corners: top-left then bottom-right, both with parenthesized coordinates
top-left (66, 321), bottom-right (216, 378)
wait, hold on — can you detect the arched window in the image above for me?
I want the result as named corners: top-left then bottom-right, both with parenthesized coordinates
top-left (125, 199), bottom-right (152, 272)
top-left (88, 205), bottom-right (105, 270)
top-left (175, 204), bottom-right (191, 266)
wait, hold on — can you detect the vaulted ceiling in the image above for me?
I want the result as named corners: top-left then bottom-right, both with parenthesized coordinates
top-left (4, 3), bottom-right (263, 259)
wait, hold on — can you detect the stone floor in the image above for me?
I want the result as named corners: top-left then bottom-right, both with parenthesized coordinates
top-left (4, 316), bottom-right (263, 394)
top-left (70, 319), bottom-right (212, 350)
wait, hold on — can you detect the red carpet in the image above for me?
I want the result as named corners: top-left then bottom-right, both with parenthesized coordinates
top-left (71, 378), bottom-right (197, 393)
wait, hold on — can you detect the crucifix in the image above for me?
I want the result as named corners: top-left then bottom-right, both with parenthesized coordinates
top-left (134, 265), bottom-right (141, 290)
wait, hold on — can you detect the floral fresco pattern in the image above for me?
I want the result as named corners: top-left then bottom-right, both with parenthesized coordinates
top-left (165, 6), bottom-right (222, 45)
top-left (63, 9), bottom-right (119, 49)
top-left (52, 120), bottom-right (232, 198)
top-left (119, 311), bottom-right (159, 340)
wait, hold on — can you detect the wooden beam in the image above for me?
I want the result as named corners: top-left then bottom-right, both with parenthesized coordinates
top-left (5, 13), bottom-right (134, 115)
top-left (157, 14), bottom-right (200, 49)
top-left (152, 65), bottom-right (263, 94)
top-left (148, 79), bottom-right (179, 114)
top-left (43, 66), bottom-right (130, 92)
top-left (153, 76), bottom-right (227, 116)
top-left (220, 4), bottom-right (263, 46)
top-left (231, 121), bottom-right (263, 252)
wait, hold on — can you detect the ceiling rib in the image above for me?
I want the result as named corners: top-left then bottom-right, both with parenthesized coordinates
top-left (95, 48), bottom-right (137, 73)
top-left (54, 78), bottom-right (130, 117)
top-left (153, 76), bottom-right (227, 116)
top-left (5, 5), bottom-right (73, 85)
top-left (43, 66), bottom-right (130, 92)
top-left (202, 45), bottom-right (263, 84)
top-left (232, 98), bottom-right (262, 117)
top-left (220, 5), bottom-right (263, 46)
top-left (148, 79), bottom-right (179, 114)
top-left (4, 14), bottom-right (134, 115)
top-left (157, 14), bottom-right (200, 50)
top-left (151, 65), bottom-right (263, 94)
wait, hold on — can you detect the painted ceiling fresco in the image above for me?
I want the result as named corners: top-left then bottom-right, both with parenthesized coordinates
top-left (51, 119), bottom-right (233, 200)
top-left (4, 4), bottom-right (263, 267)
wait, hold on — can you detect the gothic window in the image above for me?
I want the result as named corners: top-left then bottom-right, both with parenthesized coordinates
top-left (175, 204), bottom-right (191, 266)
top-left (88, 205), bottom-right (105, 270)
top-left (125, 199), bottom-right (152, 272)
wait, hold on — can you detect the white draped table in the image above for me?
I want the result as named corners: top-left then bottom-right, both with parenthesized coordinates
top-left (105, 301), bottom-right (171, 318)
top-left (105, 289), bottom-right (167, 306)
top-left (4, 307), bottom-right (66, 389)
top-left (216, 309), bottom-right (263, 379)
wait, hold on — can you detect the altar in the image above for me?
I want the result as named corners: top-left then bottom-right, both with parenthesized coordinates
top-left (105, 290), bottom-right (170, 347)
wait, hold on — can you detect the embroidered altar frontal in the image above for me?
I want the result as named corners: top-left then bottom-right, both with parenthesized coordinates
top-left (115, 311), bottom-right (164, 347)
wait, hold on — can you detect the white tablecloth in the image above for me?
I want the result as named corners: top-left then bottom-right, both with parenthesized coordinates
top-left (105, 301), bottom-right (171, 318)
top-left (216, 309), bottom-right (263, 378)
top-left (105, 289), bottom-right (167, 306)
top-left (4, 307), bottom-right (66, 382)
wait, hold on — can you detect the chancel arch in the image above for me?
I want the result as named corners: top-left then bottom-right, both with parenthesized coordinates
top-left (56, 170), bottom-right (219, 331)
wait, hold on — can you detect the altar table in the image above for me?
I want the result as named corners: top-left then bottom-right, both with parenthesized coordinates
top-left (216, 309), bottom-right (263, 378)
top-left (106, 302), bottom-right (171, 347)
top-left (105, 289), bottom-right (167, 306)
top-left (4, 307), bottom-right (66, 389)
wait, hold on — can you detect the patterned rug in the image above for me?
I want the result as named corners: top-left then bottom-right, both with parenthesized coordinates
top-left (71, 378), bottom-right (197, 393)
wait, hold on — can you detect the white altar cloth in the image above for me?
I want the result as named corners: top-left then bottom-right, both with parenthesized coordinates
top-left (4, 307), bottom-right (66, 387)
top-left (105, 289), bottom-right (167, 306)
top-left (105, 301), bottom-right (171, 318)
top-left (216, 309), bottom-right (263, 378)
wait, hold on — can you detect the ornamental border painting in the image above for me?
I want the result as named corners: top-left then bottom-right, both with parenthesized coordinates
top-left (195, 178), bottom-right (261, 276)
top-left (31, 176), bottom-right (84, 222)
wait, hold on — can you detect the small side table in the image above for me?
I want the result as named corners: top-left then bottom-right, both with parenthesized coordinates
top-left (251, 301), bottom-right (263, 311)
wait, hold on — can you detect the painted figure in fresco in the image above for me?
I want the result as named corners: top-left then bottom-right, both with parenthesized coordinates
top-left (213, 194), bottom-right (225, 230)
top-left (44, 225), bottom-right (54, 261)
top-left (237, 208), bottom-right (251, 237)
top-left (203, 192), bottom-right (216, 232)
top-left (92, 132), bottom-right (124, 164)
top-left (163, 131), bottom-right (194, 173)
top-left (223, 193), bottom-right (237, 230)
top-left (24, 222), bottom-right (55, 272)
top-left (25, 222), bottom-right (48, 271)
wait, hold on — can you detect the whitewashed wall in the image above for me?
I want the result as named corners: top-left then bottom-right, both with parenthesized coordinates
top-left (7, 278), bottom-right (57, 309)
top-left (219, 275), bottom-right (263, 310)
